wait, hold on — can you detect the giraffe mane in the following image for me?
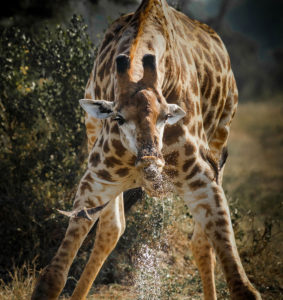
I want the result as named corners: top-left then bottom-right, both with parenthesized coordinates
top-left (129, 0), bottom-right (169, 64)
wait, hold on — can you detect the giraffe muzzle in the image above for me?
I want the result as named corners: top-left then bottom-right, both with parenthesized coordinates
top-left (135, 155), bottom-right (172, 197)
top-left (135, 155), bottom-right (165, 171)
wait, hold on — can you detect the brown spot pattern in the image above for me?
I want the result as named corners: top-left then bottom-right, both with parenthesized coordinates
top-left (184, 142), bottom-right (196, 156)
top-left (215, 218), bottom-right (229, 227)
top-left (197, 121), bottom-right (202, 137)
top-left (204, 64), bottom-right (213, 99)
top-left (84, 172), bottom-right (94, 183)
top-left (97, 170), bottom-right (113, 182)
top-left (190, 72), bottom-right (199, 96)
top-left (212, 52), bottom-right (222, 72)
top-left (80, 181), bottom-right (93, 195)
top-left (203, 49), bottom-right (212, 64)
top-left (116, 167), bottom-right (130, 177)
top-left (95, 85), bottom-right (101, 98)
top-left (218, 210), bottom-right (228, 216)
top-left (189, 179), bottom-right (206, 190)
top-left (189, 123), bottom-right (196, 136)
top-left (103, 140), bottom-right (110, 153)
top-left (185, 164), bottom-right (201, 180)
top-left (111, 123), bottom-right (120, 135)
top-left (112, 139), bottom-right (127, 156)
top-left (174, 182), bottom-right (183, 188)
top-left (197, 33), bottom-right (210, 50)
top-left (206, 221), bottom-right (213, 231)
top-left (68, 228), bottom-right (80, 239)
top-left (98, 136), bottom-right (104, 147)
top-left (90, 152), bottom-right (101, 167)
top-left (104, 156), bottom-right (122, 168)
top-left (164, 168), bottom-right (179, 178)
top-left (214, 231), bottom-right (223, 241)
top-left (196, 203), bottom-right (212, 217)
top-left (61, 240), bottom-right (71, 249)
top-left (127, 155), bottom-right (136, 166)
top-left (163, 124), bottom-right (184, 146)
top-left (182, 158), bottom-right (195, 172)
top-left (214, 191), bottom-right (222, 207)
top-left (204, 111), bottom-right (214, 130)
top-left (164, 151), bottom-right (179, 166)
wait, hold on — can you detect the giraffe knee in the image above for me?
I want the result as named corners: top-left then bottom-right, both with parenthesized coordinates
top-left (191, 225), bottom-right (210, 251)
top-left (100, 216), bottom-right (125, 238)
top-left (191, 226), bottom-right (215, 267)
top-left (107, 223), bottom-right (124, 241)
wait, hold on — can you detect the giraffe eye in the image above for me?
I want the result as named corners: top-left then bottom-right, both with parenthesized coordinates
top-left (113, 115), bottom-right (125, 126)
top-left (165, 113), bottom-right (172, 121)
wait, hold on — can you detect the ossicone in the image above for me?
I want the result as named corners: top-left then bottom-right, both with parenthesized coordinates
top-left (141, 54), bottom-right (157, 86)
top-left (116, 54), bottom-right (130, 74)
top-left (142, 54), bottom-right (156, 70)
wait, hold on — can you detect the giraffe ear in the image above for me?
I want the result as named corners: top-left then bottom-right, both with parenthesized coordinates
top-left (79, 99), bottom-right (114, 119)
top-left (167, 104), bottom-right (186, 125)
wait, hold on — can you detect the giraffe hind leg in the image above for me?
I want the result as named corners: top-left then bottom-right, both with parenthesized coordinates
top-left (191, 222), bottom-right (217, 300)
top-left (185, 158), bottom-right (261, 300)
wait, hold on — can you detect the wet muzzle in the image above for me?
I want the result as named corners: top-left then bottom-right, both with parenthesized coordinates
top-left (135, 155), bottom-right (172, 197)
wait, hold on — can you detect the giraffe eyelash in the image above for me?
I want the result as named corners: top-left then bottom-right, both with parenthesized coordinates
top-left (113, 115), bottom-right (125, 126)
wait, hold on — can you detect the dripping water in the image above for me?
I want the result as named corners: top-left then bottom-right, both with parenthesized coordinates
top-left (133, 163), bottom-right (174, 299)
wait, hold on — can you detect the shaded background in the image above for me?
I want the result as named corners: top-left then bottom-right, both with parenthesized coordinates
top-left (0, 0), bottom-right (282, 299)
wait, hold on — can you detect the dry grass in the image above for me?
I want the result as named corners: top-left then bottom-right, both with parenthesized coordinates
top-left (0, 263), bottom-right (36, 300)
top-left (1, 99), bottom-right (282, 299)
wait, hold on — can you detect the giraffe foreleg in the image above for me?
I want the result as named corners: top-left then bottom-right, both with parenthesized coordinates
top-left (185, 179), bottom-right (261, 300)
top-left (32, 169), bottom-right (123, 300)
top-left (31, 217), bottom-right (96, 300)
top-left (71, 193), bottom-right (125, 300)
top-left (191, 222), bottom-right (217, 300)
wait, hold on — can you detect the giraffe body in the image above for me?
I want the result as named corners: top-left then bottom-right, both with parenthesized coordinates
top-left (32, 1), bottom-right (262, 299)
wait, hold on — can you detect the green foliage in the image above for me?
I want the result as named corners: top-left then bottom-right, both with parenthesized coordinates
top-left (0, 15), bottom-right (95, 279)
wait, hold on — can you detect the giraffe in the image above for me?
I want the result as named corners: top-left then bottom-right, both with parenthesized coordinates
top-left (32, 0), bottom-right (262, 299)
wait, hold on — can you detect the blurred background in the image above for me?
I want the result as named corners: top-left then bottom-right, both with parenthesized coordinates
top-left (0, 0), bottom-right (282, 299)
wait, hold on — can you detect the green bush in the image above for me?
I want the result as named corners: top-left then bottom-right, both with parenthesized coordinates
top-left (0, 15), bottom-right (95, 280)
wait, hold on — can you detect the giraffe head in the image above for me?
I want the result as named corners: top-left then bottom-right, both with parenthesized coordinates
top-left (80, 54), bottom-right (185, 195)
